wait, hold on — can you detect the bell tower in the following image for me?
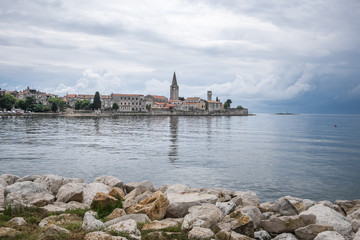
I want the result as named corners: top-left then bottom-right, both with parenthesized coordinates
top-left (170, 72), bottom-right (179, 100)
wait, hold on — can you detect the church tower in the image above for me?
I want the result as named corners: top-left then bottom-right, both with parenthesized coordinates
top-left (170, 72), bottom-right (179, 100)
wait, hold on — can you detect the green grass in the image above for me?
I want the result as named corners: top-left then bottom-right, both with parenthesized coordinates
top-left (91, 200), bottom-right (123, 220)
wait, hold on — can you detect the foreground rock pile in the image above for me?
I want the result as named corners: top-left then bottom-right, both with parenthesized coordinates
top-left (1, 173), bottom-right (360, 240)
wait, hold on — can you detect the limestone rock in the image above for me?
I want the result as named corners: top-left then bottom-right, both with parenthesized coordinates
top-left (273, 197), bottom-right (299, 216)
top-left (82, 211), bottom-right (105, 231)
top-left (40, 201), bottom-right (89, 213)
top-left (109, 187), bottom-right (125, 200)
top-left (273, 233), bottom-right (299, 240)
top-left (0, 179), bottom-right (6, 187)
top-left (91, 192), bottom-right (119, 209)
top-left (142, 218), bottom-right (183, 231)
top-left (233, 191), bottom-right (259, 207)
top-left (84, 231), bottom-right (127, 240)
top-left (104, 213), bottom-right (151, 227)
top-left (313, 231), bottom-right (345, 240)
top-left (217, 210), bottom-right (254, 237)
top-left (207, 188), bottom-right (233, 202)
top-left (259, 202), bottom-right (274, 213)
top-left (105, 219), bottom-right (141, 237)
top-left (34, 174), bottom-right (71, 195)
top-left (83, 182), bottom-right (110, 206)
top-left (94, 176), bottom-right (123, 189)
top-left (56, 182), bottom-right (84, 203)
top-left (254, 230), bottom-right (271, 240)
top-left (354, 230), bottom-right (360, 240)
top-left (352, 219), bottom-right (360, 232)
top-left (215, 229), bottom-right (255, 240)
top-left (0, 174), bottom-right (19, 186)
top-left (0, 185), bottom-right (4, 211)
top-left (188, 227), bottom-right (215, 239)
top-left (317, 200), bottom-right (345, 215)
top-left (164, 183), bottom-right (191, 194)
top-left (158, 184), bottom-right (169, 193)
top-left (5, 181), bottom-right (49, 195)
top-left (106, 208), bottom-right (126, 221)
top-left (7, 217), bottom-right (27, 226)
top-left (260, 214), bottom-right (315, 234)
top-left (39, 213), bottom-right (82, 228)
top-left (348, 208), bottom-right (360, 220)
top-left (38, 224), bottom-right (71, 240)
top-left (166, 192), bottom-right (217, 218)
top-left (182, 203), bottom-right (224, 230)
top-left (28, 192), bottom-right (55, 207)
top-left (0, 227), bottom-right (19, 238)
top-left (300, 204), bottom-right (353, 239)
top-left (217, 201), bottom-right (237, 215)
top-left (126, 191), bottom-right (169, 220)
top-left (240, 206), bottom-right (262, 229)
top-left (335, 200), bottom-right (360, 214)
top-left (295, 224), bottom-right (334, 240)
top-left (125, 180), bottom-right (156, 194)
top-left (16, 174), bottom-right (42, 183)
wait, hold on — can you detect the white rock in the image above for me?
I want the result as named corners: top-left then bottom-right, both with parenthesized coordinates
top-left (314, 231), bottom-right (345, 240)
top-left (317, 200), bottom-right (344, 215)
top-left (105, 219), bottom-right (141, 236)
top-left (5, 181), bottom-right (49, 195)
top-left (182, 203), bottom-right (224, 230)
top-left (254, 230), bottom-right (271, 240)
top-left (216, 201), bottom-right (236, 215)
top-left (295, 224), bottom-right (334, 240)
top-left (233, 191), bottom-right (259, 207)
top-left (164, 184), bottom-right (190, 194)
top-left (40, 201), bottom-right (89, 213)
top-left (300, 204), bottom-right (353, 239)
top-left (348, 208), bottom-right (360, 220)
top-left (84, 231), bottom-right (127, 240)
top-left (188, 227), bottom-right (214, 240)
top-left (273, 197), bottom-right (298, 216)
top-left (82, 211), bottom-right (105, 231)
top-left (352, 219), bottom-right (360, 233)
top-left (0, 174), bottom-right (19, 186)
top-left (39, 224), bottom-right (71, 239)
top-left (7, 217), bottom-right (26, 226)
top-left (125, 181), bottom-right (156, 194)
top-left (94, 176), bottom-right (123, 189)
top-left (273, 233), bottom-right (299, 240)
top-left (82, 182), bottom-right (110, 206)
top-left (0, 179), bottom-right (6, 187)
top-left (240, 205), bottom-right (262, 228)
top-left (16, 175), bottom-right (42, 183)
top-left (104, 214), bottom-right (150, 227)
top-left (354, 230), bottom-right (360, 240)
top-left (0, 185), bottom-right (4, 211)
top-left (166, 192), bottom-right (218, 218)
top-left (34, 174), bottom-right (71, 195)
top-left (56, 183), bottom-right (84, 203)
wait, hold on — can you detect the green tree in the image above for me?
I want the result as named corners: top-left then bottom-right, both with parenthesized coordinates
top-left (179, 97), bottom-right (185, 101)
top-left (74, 101), bottom-right (82, 110)
top-left (146, 104), bottom-right (151, 111)
top-left (216, 96), bottom-right (219, 102)
top-left (224, 99), bottom-right (232, 109)
top-left (25, 96), bottom-right (37, 111)
top-left (34, 103), bottom-right (44, 112)
top-left (51, 102), bottom-right (58, 112)
top-left (237, 105), bottom-right (244, 110)
top-left (93, 92), bottom-right (101, 110)
top-left (48, 97), bottom-right (66, 112)
top-left (15, 99), bottom-right (27, 110)
top-left (112, 103), bottom-right (119, 110)
top-left (89, 103), bottom-right (94, 110)
top-left (0, 93), bottom-right (17, 110)
top-left (81, 99), bottom-right (90, 110)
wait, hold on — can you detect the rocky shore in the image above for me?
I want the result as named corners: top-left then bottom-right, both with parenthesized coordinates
top-left (1, 174), bottom-right (359, 240)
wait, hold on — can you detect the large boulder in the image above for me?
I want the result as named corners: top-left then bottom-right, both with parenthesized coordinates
top-left (126, 191), bottom-right (169, 220)
top-left (91, 192), bottom-right (119, 210)
top-left (295, 224), bottom-right (334, 240)
top-left (106, 208), bottom-right (127, 221)
top-left (348, 208), bottom-right (360, 220)
top-left (104, 214), bottom-right (151, 227)
top-left (0, 174), bottom-right (19, 186)
top-left (233, 191), bottom-right (259, 207)
top-left (105, 219), bottom-right (141, 238)
top-left (215, 229), bottom-right (255, 240)
top-left (166, 192), bottom-right (217, 218)
top-left (300, 204), bottom-right (353, 239)
top-left (313, 231), bottom-right (345, 240)
top-left (38, 224), bottom-right (71, 240)
top-left (56, 183), bottom-right (84, 203)
top-left (354, 230), bottom-right (360, 240)
top-left (125, 180), bottom-right (156, 194)
top-left (335, 200), bottom-right (360, 215)
top-left (273, 197), bottom-right (299, 216)
top-left (40, 201), bottom-right (89, 213)
top-left (164, 184), bottom-right (191, 194)
top-left (0, 185), bottom-right (4, 211)
top-left (94, 176), bottom-right (123, 189)
top-left (254, 230), bottom-right (271, 240)
top-left (84, 231), bottom-right (127, 240)
top-left (82, 211), bottom-right (105, 231)
top-left (317, 201), bottom-right (345, 215)
top-left (206, 188), bottom-right (233, 202)
top-left (7, 217), bottom-right (27, 226)
top-left (82, 182), bottom-right (110, 206)
top-left (217, 209), bottom-right (255, 237)
top-left (16, 174), bottom-right (42, 183)
top-left (188, 227), bottom-right (215, 239)
top-left (142, 218), bottom-right (183, 231)
top-left (240, 206), bottom-right (262, 229)
top-left (0, 227), bottom-right (19, 238)
top-left (39, 213), bottom-right (82, 228)
top-left (109, 187), bottom-right (125, 200)
top-left (34, 174), bottom-right (71, 195)
top-left (260, 214), bottom-right (316, 234)
top-left (182, 203), bottom-right (224, 231)
top-left (217, 201), bottom-right (237, 215)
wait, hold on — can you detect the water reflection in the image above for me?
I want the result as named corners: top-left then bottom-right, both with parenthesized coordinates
top-left (168, 116), bottom-right (179, 163)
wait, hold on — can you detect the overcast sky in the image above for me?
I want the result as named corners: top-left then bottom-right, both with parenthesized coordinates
top-left (1, 0), bottom-right (359, 113)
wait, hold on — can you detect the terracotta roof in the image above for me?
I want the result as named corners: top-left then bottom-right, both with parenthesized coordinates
top-left (182, 102), bottom-right (198, 105)
top-left (150, 95), bottom-right (167, 99)
top-left (185, 97), bottom-right (203, 102)
top-left (169, 100), bottom-right (182, 102)
top-left (77, 94), bottom-right (94, 98)
top-left (112, 94), bottom-right (143, 97)
top-left (100, 95), bottom-right (111, 99)
top-left (155, 102), bottom-right (166, 105)
top-left (207, 100), bottom-right (221, 103)
top-left (167, 104), bottom-right (176, 107)
top-left (65, 94), bottom-right (77, 98)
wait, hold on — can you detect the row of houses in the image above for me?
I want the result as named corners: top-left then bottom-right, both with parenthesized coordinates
top-left (64, 92), bottom-right (222, 112)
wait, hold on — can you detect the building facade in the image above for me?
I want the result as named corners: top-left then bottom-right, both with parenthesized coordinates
top-left (111, 94), bottom-right (145, 112)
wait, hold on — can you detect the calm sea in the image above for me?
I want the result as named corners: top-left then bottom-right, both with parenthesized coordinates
top-left (1, 114), bottom-right (360, 202)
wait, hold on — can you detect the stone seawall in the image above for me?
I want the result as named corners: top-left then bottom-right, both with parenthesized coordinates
top-left (1, 174), bottom-right (359, 240)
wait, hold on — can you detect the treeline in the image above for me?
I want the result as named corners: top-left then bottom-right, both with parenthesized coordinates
top-left (0, 94), bottom-right (66, 112)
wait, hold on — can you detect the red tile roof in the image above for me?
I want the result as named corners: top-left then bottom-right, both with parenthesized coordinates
top-left (150, 95), bottom-right (167, 99)
top-left (112, 94), bottom-right (143, 97)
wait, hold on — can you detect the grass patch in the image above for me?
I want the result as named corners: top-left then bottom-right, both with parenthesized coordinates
top-left (108, 230), bottom-right (138, 240)
top-left (64, 208), bottom-right (89, 218)
top-left (91, 200), bottom-right (122, 220)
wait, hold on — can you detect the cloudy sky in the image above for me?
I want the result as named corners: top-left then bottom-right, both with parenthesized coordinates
top-left (1, 0), bottom-right (359, 113)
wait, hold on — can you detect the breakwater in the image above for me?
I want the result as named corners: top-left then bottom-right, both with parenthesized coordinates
top-left (1, 174), bottom-right (359, 240)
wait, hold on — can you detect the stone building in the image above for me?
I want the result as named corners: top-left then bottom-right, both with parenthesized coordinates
top-left (205, 90), bottom-right (222, 112)
top-left (170, 72), bottom-right (179, 100)
top-left (17, 87), bottom-right (57, 105)
top-left (181, 97), bottom-right (206, 111)
top-left (169, 100), bottom-right (183, 110)
top-left (111, 94), bottom-right (145, 112)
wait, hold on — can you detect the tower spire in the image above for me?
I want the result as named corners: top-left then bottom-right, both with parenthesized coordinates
top-left (172, 72), bottom-right (178, 86)
top-left (170, 72), bottom-right (179, 100)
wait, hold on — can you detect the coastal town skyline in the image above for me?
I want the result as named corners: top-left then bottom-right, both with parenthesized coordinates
top-left (1, 1), bottom-right (360, 114)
